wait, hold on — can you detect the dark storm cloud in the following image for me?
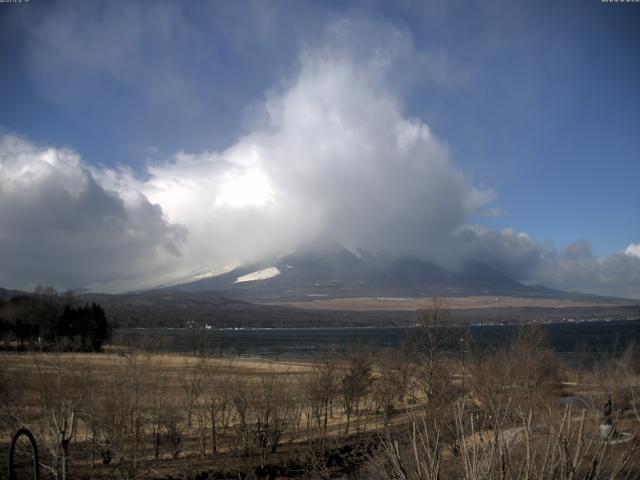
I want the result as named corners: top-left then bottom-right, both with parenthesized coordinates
top-left (455, 228), bottom-right (640, 298)
top-left (0, 135), bottom-right (185, 291)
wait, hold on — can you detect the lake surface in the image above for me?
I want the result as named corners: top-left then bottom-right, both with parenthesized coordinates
top-left (114, 319), bottom-right (640, 361)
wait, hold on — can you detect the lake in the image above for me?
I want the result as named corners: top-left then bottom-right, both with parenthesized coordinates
top-left (114, 318), bottom-right (640, 361)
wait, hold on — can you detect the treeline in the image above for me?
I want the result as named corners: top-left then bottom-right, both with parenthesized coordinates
top-left (0, 286), bottom-right (109, 352)
top-left (82, 290), bottom-right (416, 329)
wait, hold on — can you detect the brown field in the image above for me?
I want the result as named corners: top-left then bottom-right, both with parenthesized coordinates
top-left (2, 331), bottom-right (640, 479)
top-left (0, 350), bottom-right (404, 479)
top-left (269, 295), bottom-right (630, 311)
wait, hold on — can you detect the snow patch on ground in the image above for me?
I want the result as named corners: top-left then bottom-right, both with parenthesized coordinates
top-left (193, 271), bottom-right (217, 280)
top-left (235, 267), bottom-right (281, 283)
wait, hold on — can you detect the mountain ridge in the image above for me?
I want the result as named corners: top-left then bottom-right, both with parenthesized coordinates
top-left (165, 244), bottom-right (582, 302)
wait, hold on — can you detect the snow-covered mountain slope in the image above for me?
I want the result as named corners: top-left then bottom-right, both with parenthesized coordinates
top-left (165, 243), bottom-right (570, 301)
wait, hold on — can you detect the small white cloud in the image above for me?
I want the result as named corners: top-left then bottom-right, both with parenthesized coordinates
top-left (625, 243), bottom-right (640, 258)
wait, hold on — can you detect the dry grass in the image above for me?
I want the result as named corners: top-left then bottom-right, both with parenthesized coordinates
top-left (268, 295), bottom-right (629, 312)
top-left (2, 341), bottom-right (640, 480)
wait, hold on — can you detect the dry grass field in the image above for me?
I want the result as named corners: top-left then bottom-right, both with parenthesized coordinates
top-left (270, 295), bottom-right (631, 312)
top-left (1, 351), bottom-right (319, 479)
top-left (2, 328), bottom-right (640, 479)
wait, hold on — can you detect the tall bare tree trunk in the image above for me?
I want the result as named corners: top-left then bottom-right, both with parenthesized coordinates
top-left (211, 412), bottom-right (218, 453)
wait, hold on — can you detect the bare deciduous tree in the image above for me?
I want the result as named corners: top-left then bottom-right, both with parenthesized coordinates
top-left (203, 364), bottom-right (232, 455)
top-left (180, 358), bottom-right (204, 428)
top-left (341, 350), bottom-right (373, 434)
top-left (34, 355), bottom-right (80, 480)
top-left (306, 352), bottom-right (339, 434)
top-left (469, 326), bottom-right (561, 417)
top-left (95, 352), bottom-right (151, 478)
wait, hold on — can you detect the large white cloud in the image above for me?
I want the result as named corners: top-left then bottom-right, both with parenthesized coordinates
top-left (0, 135), bottom-right (185, 292)
top-left (0, 23), bottom-right (493, 292)
top-left (105, 38), bottom-right (494, 282)
top-left (1, 17), bottom-right (639, 298)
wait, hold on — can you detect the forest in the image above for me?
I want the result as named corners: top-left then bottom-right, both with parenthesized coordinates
top-left (0, 287), bottom-right (109, 352)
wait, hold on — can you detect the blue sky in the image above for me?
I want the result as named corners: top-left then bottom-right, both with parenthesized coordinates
top-left (0, 0), bottom-right (639, 296)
